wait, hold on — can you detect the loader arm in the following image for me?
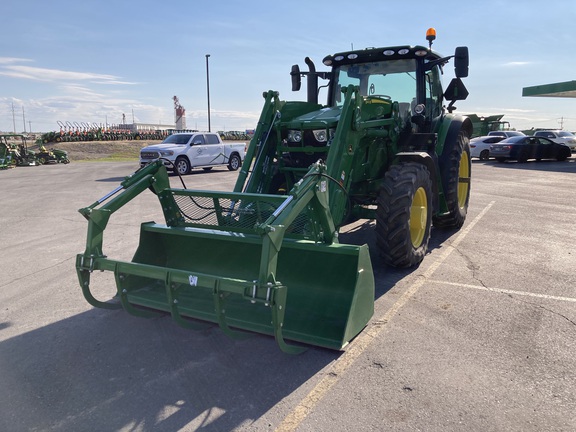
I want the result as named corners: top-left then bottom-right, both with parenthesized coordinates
top-left (76, 159), bottom-right (373, 353)
top-left (234, 90), bottom-right (282, 194)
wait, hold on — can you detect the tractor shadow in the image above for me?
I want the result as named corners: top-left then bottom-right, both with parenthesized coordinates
top-left (339, 219), bottom-right (461, 300)
top-left (0, 306), bottom-right (338, 432)
top-left (340, 220), bottom-right (415, 299)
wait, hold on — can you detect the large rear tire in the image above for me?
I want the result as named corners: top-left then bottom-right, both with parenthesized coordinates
top-left (376, 162), bottom-right (433, 268)
top-left (433, 130), bottom-right (471, 228)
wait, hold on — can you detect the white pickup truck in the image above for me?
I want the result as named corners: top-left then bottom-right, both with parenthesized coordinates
top-left (139, 132), bottom-right (246, 175)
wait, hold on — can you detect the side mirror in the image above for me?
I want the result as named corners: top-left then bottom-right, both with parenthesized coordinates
top-left (290, 65), bottom-right (301, 91)
top-left (454, 46), bottom-right (469, 78)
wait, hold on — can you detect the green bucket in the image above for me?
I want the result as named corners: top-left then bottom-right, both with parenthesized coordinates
top-left (113, 222), bottom-right (374, 351)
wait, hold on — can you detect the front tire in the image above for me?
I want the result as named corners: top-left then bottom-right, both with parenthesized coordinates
top-left (433, 130), bottom-right (471, 228)
top-left (479, 149), bottom-right (489, 161)
top-left (227, 153), bottom-right (241, 171)
top-left (376, 162), bottom-right (433, 268)
top-left (174, 157), bottom-right (191, 175)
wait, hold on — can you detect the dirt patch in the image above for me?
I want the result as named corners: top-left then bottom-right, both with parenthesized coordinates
top-left (29, 139), bottom-right (247, 162)
top-left (30, 140), bottom-right (161, 161)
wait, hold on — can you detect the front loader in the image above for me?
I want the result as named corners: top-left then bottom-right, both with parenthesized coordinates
top-left (77, 29), bottom-right (471, 353)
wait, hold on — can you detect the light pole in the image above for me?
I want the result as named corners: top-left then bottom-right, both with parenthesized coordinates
top-left (205, 54), bottom-right (211, 132)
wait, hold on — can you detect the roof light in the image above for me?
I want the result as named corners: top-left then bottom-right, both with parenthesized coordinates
top-left (415, 50), bottom-right (428, 57)
top-left (334, 55), bottom-right (344, 61)
top-left (323, 58), bottom-right (332, 66)
top-left (426, 28), bottom-right (436, 48)
top-left (398, 49), bottom-right (410, 55)
top-left (383, 50), bottom-right (395, 56)
top-left (347, 53), bottom-right (358, 60)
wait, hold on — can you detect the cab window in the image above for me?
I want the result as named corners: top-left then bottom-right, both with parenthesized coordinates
top-left (192, 135), bottom-right (206, 145)
top-left (333, 59), bottom-right (417, 107)
top-left (205, 134), bottom-right (220, 144)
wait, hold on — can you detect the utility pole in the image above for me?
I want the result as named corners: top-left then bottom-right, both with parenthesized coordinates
top-left (22, 106), bottom-right (26, 133)
top-left (11, 102), bottom-right (16, 133)
top-left (206, 54), bottom-right (211, 132)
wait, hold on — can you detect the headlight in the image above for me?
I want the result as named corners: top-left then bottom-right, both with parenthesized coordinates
top-left (287, 130), bottom-right (302, 143)
top-left (313, 129), bottom-right (327, 142)
top-left (414, 104), bottom-right (426, 115)
top-left (312, 129), bottom-right (336, 143)
top-left (159, 150), bottom-right (174, 156)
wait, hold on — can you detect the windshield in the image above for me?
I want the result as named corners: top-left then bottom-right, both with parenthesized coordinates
top-left (162, 134), bottom-right (192, 144)
top-left (332, 59), bottom-right (417, 107)
top-left (558, 131), bottom-right (574, 137)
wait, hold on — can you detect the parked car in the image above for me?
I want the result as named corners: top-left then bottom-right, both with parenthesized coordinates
top-left (487, 130), bottom-right (526, 138)
top-left (490, 136), bottom-right (571, 162)
top-left (533, 130), bottom-right (576, 151)
top-left (139, 132), bottom-right (246, 175)
top-left (470, 135), bottom-right (505, 160)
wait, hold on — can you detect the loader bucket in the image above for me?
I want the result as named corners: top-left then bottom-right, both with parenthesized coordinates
top-left (76, 161), bottom-right (375, 353)
top-left (107, 223), bottom-right (374, 351)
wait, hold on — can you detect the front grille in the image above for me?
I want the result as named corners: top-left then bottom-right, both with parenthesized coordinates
top-left (141, 151), bottom-right (159, 159)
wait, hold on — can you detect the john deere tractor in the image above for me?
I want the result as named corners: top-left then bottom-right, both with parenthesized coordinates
top-left (0, 134), bottom-right (38, 167)
top-left (76, 29), bottom-right (471, 353)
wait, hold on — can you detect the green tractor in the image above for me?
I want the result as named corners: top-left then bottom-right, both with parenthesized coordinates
top-left (0, 134), bottom-right (38, 167)
top-left (0, 139), bottom-right (14, 169)
top-left (36, 145), bottom-right (70, 164)
top-left (76, 29), bottom-right (471, 353)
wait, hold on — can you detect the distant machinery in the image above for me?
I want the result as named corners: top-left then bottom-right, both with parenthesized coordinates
top-left (173, 96), bottom-right (187, 130)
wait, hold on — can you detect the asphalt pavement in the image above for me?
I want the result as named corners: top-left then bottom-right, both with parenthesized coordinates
top-left (0, 158), bottom-right (575, 431)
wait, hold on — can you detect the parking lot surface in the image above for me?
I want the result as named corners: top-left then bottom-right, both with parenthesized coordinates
top-left (1, 158), bottom-right (575, 431)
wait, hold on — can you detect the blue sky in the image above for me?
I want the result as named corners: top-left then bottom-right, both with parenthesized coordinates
top-left (2, 0), bottom-right (576, 134)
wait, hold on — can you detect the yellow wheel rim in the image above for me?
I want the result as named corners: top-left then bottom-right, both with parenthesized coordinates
top-left (410, 186), bottom-right (428, 248)
top-left (457, 151), bottom-right (470, 208)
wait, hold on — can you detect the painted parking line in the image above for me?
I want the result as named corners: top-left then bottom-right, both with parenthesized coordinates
top-left (275, 202), bottom-right (496, 432)
top-left (428, 280), bottom-right (576, 303)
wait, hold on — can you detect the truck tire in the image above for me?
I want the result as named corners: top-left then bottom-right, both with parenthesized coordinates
top-left (433, 130), bottom-right (471, 228)
top-left (174, 156), bottom-right (191, 175)
top-left (376, 162), bottom-right (433, 268)
top-left (227, 153), bottom-right (241, 171)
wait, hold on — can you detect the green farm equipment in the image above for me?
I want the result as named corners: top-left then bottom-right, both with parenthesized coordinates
top-left (0, 134), bottom-right (38, 167)
top-left (0, 140), bottom-right (13, 169)
top-left (36, 145), bottom-right (70, 164)
top-left (76, 29), bottom-right (472, 353)
top-left (467, 114), bottom-right (511, 138)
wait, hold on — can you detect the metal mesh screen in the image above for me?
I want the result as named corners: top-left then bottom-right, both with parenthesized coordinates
top-left (170, 192), bottom-right (314, 237)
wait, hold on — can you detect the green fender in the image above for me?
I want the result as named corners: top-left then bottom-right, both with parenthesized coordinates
top-left (433, 114), bottom-right (472, 208)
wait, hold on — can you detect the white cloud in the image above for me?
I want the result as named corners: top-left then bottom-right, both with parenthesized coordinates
top-left (0, 64), bottom-right (132, 83)
top-left (0, 57), bottom-right (33, 64)
top-left (502, 61), bottom-right (532, 67)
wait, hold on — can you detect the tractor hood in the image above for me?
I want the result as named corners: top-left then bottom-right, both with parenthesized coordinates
top-left (284, 106), bottom-right (342, 129)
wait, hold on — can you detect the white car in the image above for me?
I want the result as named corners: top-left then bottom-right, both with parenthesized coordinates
top-left (139, 132), bottom-right (246, 175)
top-left (470, 135), bottom-right (505, 160)
top-left (533, 130), bottom-right (576, 151)
top-left (487, 130), bottom-right (525, 138)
